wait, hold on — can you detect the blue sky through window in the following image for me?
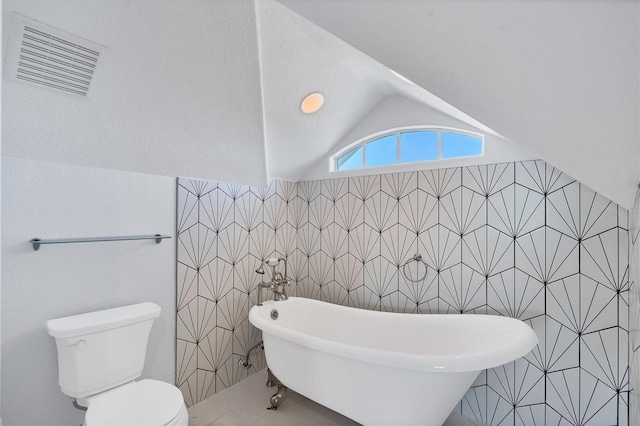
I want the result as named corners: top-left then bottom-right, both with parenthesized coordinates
top-left (336, 145), bottom-right (363, 170)
top-left (365, 134), bottom-right (397, 167)
top-left (335, 129), bottom-right (483, 171)
top-left (400, 131), bottom-right (438, 163)
top-left (441, 132), bottom-right (482, 158)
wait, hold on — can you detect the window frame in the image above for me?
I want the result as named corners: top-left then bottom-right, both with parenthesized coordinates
top-left (330, 126), bottom-right (484, 172)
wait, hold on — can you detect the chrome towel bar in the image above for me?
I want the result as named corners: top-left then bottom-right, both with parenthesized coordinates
top-left (30, 234), bottom-right (171, 251)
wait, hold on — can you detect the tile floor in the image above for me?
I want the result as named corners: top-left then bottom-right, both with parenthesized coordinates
top-left (188, 369), bottom-right (487, 426)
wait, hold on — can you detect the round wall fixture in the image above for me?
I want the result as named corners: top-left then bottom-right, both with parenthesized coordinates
top-left (300, 92), bottom-right (324, 114)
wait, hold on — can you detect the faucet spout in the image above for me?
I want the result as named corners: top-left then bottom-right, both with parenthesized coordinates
top-left (255, 257), bottom-right (290, 303)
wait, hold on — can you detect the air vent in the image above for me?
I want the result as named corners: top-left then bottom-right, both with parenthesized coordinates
top-left (6, 13), bottom-right (106, 98)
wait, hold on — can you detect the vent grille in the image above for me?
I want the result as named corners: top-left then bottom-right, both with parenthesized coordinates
top-left (7, 14), bottom-right (106, 98)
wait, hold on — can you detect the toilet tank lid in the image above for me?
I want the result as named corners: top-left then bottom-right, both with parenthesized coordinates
top-left (46, 302), bottom-right (161, 338)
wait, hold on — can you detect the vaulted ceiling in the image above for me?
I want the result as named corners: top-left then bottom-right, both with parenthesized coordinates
top-left (280, 0), bottom-right (640, 209)
top-left (3, 0), bottom-right (638, 209)
top-left (257, 0), bottom-right (522, 183)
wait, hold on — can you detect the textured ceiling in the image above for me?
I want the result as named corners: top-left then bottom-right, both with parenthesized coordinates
top-left (280, 0), bottom-right (640, 209)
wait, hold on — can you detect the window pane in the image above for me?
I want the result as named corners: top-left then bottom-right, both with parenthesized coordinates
top-left (400, 131), bottom-right (438, 163)
top-left (441, 132), bottom-right (483, 158)
top-left (337, 145), bottom-right (364, 170)
top-left (365, 135), bottom-right (397, 167)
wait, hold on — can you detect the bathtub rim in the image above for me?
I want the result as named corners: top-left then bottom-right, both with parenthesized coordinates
top-left (249, 297), bottom-right (538, 373)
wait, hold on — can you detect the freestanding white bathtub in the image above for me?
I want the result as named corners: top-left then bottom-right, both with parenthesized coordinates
top-left (249, 297), bottom-right (538, 426)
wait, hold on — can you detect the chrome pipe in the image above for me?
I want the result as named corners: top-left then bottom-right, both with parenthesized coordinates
top-left (238, 340), bottom-right (264, 369)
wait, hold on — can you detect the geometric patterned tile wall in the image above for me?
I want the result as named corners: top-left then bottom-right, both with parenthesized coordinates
top-left (176, 178), bottom-right (298, 407)
top-left (176, 159), bottom-right (630, 425)
top-left (628, 188), bottom-right (640, 426)
top-left (295, 160), bottom-right (629, 426)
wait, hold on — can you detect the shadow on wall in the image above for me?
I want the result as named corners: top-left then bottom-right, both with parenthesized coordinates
top-left (177, 160), bottom-right (630, 426)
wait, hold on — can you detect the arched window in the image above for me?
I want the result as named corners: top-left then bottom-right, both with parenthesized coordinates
top-left (333, 128), bottom-right (483, 171)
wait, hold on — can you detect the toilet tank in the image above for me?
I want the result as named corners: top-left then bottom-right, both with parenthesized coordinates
top-left (46, 302), bottom-right (161, 398)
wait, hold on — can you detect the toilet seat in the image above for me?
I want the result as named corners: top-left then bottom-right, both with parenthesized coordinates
top-left (84, 379), bottom-right (187, 426)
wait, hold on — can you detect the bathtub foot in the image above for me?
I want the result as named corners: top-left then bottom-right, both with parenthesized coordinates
top-left (265, 369), bottom-right (288, 410)
top-left (266, 368), bottom-right (276, 388)
top-left (267, 384), bottom-right (288, 410)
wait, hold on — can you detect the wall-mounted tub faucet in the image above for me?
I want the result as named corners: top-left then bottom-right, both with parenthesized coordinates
top-left (255, 257), bottom-right (289, 305)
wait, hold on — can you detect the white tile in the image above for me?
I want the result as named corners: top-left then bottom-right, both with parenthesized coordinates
top-left (461, 384), bottom-right (487, 424)
top-left (380, 223), bottom-right (416, 268)
top-left (235, 191), bottom-right (262, 232)
top-left (299, 180), bottom-right (322, 203)
top-left (177, 262), bottom-right (198, 311)
top-left (546, 181), bottom-right (580, 239)
top-left (276, 179), bottom-right (297, 203)
top-left (334, 193), bottom-right (363, 233)
top-left (579, 183), bottom-right (619, 239)
top-left (177, 181), bottom-right (200, 233)
top-left (399, 187), bottom-right (438, 235)
top-left (309, 194), bottom-right (333, 230)
top-left (348, 174), bottom-right (379, 202)
top-left (217, 223), bottom-right (249, 265)
top-left (381, 171), bottom-right (417, 200)
top-left (419, 167), bottom-right (461, 198)
top-left (322, 223), bottom-right (349, 261)
top-left (545, 316), bottom-right (579, 373)
top-left (264, 193), bottom-right (287, 230)
top-left (582, 228), bottom-right (626, 291)
top-left (515, 160), bottom-right (574, 195)
top-left (199, 187), bottom-right (234, 233)
top-left (581, 327), bottom-right (620, 390)
top-left (364, 190), bottom-right (398, 233)
top-left (275, 222), bottom-right (296, 258)
top-left (299, 223), bottom-right (321, 257)
top-left (440, 187), bottom-right (486, 236)
top-left (289, 196), bottom-right (308, 230)
top-left (249, 222), bottom-right (276, 263)
top-left (439, 263), bottom-right (485, 313)
top-left (349, 223), bottom-right (380, 263)
top-left (322, 177), bottom-right (349, 203)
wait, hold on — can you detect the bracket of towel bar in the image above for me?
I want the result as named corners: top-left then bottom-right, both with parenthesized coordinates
top-left (30, 234), bottom-right (171, 251)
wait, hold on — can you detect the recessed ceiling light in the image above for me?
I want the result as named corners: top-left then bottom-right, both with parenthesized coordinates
top-left (301, 92), bottom-right (324, 114)
top-left (390, 69), bottom-right (416, 85)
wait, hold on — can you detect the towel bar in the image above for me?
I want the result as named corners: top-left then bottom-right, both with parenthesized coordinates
top-left (30, 234), bottom-right (171, 251)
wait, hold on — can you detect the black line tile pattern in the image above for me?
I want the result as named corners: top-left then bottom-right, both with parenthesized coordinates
top-left (177, 160), bottom-right (630, 426)
top-left (628, 188), bottom-right (640, 426)
top-left (176, 179), bottom-right (292, 406)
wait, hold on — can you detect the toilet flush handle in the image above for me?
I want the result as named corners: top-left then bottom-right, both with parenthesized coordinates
top-left (67, 340), bottom-right (86, 348)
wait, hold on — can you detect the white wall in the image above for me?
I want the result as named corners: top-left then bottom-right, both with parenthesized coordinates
top-left (302, 94), bottom-right (536, 181)
top-left (2, 0), bottom-right (268, 187)
top-left (1, 158), bottom-right (176, 426)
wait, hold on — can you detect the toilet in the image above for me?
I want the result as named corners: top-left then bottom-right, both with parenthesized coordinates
top-left (46, 302), bottom-right (188, 426)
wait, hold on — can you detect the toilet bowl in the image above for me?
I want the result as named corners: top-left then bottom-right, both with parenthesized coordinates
top-left (83, 380), bottom-right (188, 426)
top-left (47, 303), bottom-right (188, 426)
